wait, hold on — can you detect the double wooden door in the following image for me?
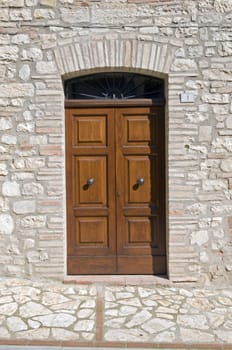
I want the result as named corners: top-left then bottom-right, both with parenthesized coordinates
top-left (66, 101), bottom-right (166, 275)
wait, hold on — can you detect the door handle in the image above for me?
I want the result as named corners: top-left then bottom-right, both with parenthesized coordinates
top-left (137, 178), bottom-right (144, 186)
top-left (87, 178), bottom-right (95, 186)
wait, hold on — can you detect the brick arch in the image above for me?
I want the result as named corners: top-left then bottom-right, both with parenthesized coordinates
top-left (54, 39), bottom-right (176, 78)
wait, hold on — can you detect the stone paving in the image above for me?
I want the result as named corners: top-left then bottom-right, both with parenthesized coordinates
top-left (0, 278), bottom-right (232, 347)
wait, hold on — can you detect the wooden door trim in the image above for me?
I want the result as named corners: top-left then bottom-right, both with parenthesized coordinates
top-left (65, 99), bottom-right (164, 108)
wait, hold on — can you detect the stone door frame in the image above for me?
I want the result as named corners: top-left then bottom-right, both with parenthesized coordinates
top-left (52, 38), bottom-right (197, 282)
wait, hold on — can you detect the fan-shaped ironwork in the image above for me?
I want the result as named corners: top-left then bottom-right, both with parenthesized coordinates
top-left (64, 72), bottom-right (164, 101)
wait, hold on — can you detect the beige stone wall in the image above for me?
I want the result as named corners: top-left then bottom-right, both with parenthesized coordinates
top-left (0, 0), bottom-right (232, 285)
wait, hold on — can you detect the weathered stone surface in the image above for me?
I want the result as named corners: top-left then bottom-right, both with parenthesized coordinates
top-left (171, 59), bottom-right (197, 71)
top-left (191, 230), bottom-right (209, 246)
top-left (177, 315), bottom-right (209, 330)
top-left (17, 122), bottom-right (35, 133)
top-left (20, 215), bottom-right (46, 228)
top-left (0, 302), bottom-right (17, 316)
top-left (7, 316), bottom-right (28, 332)
top-left (34, 9), bottom-right (55, 19)
top-left (0, 118), bottom-right (13, 131)
top-left (180, 327), bottom-right (215, 342)
top-left (104, 328), bottom-right (148, 342)
top-left (15, 328), bottom-right (50, 340)
top-left (0, 0), bottom-right (24, 6)
top-left (0, 46), bottom-right (18, 61)
top-left (0, 214), bottom-right (14, 235)
top-left (126, 310), bottom-right (152, 328)
top-left (218, 42), bottom-right (232, 56)
top-left (221, 158), bottom-right (232, 172)
top-left (36, 61), bottom-right (57, 74)
top-left (40, 0), bottom-right (57, 7)
top-left (51, 328), bottom-right (79, 340)
top-left (21, 48), bottom-right (43, 61)
top-left (2, 182), bottom-right (20, 197)
top-left (199, 126), bottom-right (212, 142)
top-left (202, 180), bottom-right (228, 191)
top-left (226, 116), bottom-right (232, 129)
top-left (74, 320), bottom-right (94, 331)
top-left (34, 313), bottom-right (76, 327)
top-left (77, 309), bottom-right (93, 318)
top-left (201, 93), bottom-right (229, 104)
top-left (141, 318), bottom-right (175, 334)
top-left (22, 183), bottom-right (44, 195)
top-left (10, 9), bottom-right (32, 21)
top-left (0, 84), bottom-right (34, 98)
top-left (0, 163), bottom-right (8, 176)
top-left (42, 292), bottom-right (69, 305)
top-left (13, 200), bottom-right (36, 214)
top-left (214, 0), bottom-right (232, 12)
top-left (19, 301), bottom-right (51, 318)
top-left (19, 64), bottom-right (30, 81)
top-left (0, 327), bottom-right (10, 338)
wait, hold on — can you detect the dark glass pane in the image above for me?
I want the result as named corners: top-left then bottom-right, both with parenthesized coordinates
top-left (64, 72), bottom-right (164, 101)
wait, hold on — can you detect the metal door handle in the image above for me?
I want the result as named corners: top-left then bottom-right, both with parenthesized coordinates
top-left (137, 178), bottom-right (144, 186)
top-left (87, 178), bottom-right (95, 186)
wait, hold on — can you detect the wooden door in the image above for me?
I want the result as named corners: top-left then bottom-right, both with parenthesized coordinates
top-left (66, 102), bottom-right (166, 275)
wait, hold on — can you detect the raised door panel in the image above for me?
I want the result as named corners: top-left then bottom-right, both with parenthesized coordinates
top-left (75, 217), bottom-right (108, 247)
top-left (73, 156), bottom-right (107, 206)
top-left (125, 156), bottom-right (159, 206)
top-left (73, 115), bottom-right (107, 146)
top-left (123, 115), bottom-right (153, 145)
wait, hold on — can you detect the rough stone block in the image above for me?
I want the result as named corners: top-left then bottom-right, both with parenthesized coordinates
top-left (1, 135), bottom-right (17, 145)
top-left (0, 118), bottom-right (13, 131)
top-left (34, 9), bottom-right (55, 19)
top-left (13, 200), bottom-right (36, 214)
top-left (0, 163), bottom-right (8, 176)
top-left (214, 0), bottom-right (232, 12)
top-left (19, 64), bottom-right (30, 81)
top-left (36, 61), bottom-right (57, 74)
top-left (201, 93), bottom-right (229, 104)
top-left (0, 84), bottom-right (34, 98)
top-left (191, 230), bottom-right (209, 246)
top-left (199, 126), bottom-right (212, 141)
top-left (0, 46), bottom-right (18, 62)
top-left (0, 214), bottom-right (14, 235)
top-left (171, 59), bottom-right (198, 71)
top-left (9, 9), bottom-right (32, 21)
top-left (219, 42), bottom-right (232, 56)
top-left (21, 48), bottom-right (43, 61)
top-left (22, 183), bottom-right (44, 195)
top-left (40, 0), bottom-right (56, 7)
top-left (0, 0), bottom-right (24, 7)
top-left (60, 8), bottom-right (89, 24)
top-left (20, 215), bottom-right (46, 228)
top-left (203, 179), bottom-right (228, 191)
top-left (2, 182), bottom-right (20, 197)
top-left (226, 116), bottom-right (232, 129)
top-left (221, 158), bottom-right (232, 172)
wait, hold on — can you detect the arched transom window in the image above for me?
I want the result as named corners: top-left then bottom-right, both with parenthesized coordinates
top-left (64, 72), bottom-right (164, 101)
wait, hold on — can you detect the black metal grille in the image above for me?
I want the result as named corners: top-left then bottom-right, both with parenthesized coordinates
top-left (64, 72), bottom-right (164, 101)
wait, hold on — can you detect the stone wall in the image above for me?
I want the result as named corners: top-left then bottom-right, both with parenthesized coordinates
top-left (0, 0), bottom-right (232, 285)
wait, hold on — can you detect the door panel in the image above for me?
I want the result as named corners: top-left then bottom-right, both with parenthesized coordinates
top-left (73, 115), bottom-right (107, 146)
top-left (66, 104), bottom-right (166, 275)
top-left (76, 217), bottom-right (108, 246)
top-left (75, 156), bottom-right (107, 205)
top-left (126, 156), bottom-right (151, 204)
